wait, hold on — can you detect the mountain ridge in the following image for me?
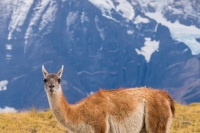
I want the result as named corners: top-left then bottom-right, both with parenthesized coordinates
top-left (0, 0), bottom-right (200, 109)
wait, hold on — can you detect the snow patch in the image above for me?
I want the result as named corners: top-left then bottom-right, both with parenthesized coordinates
top-left (134, 15), bottom-right (149, 24)
top-left (137, 0), bottom-right (168, 12)
top-left (167, 5), bottom-right (183, 15)
top-left (25, 0), bottom-right (58, 52)
top-left (6, 55), bottom-right (12, 58)
top-left (127, 30), bottom-right (134, 35)
top-left (6, 0), bottom-right (58, 53)
top-left (102, 14), bottom-right (119, 22)
top-left (28, 0), bottom-right (51, 32)
top-left (95, 16), bottom-right (105, 40)
top-left (168, 0), bottom-right (196, 16)
top-left (6, 54), bottom-right (12, 60)
top-left (135, 38), bottom-right (159, 63)
top-left (0, 80), bottom-right (8, 91)
top-left (0, 106), bottom-right (17, 113)
top-left (146, 12), bottom-right (200, 55)
top-left (114, 0), bottom-right (135, 20)
top-left (81, 12), bottom-right (89, 23)
top-left (154, 23), bottom-right (159, 32)
top-left (39, 0), bottom-right (58, 31)
top-left (182, 49), bottom-right (188, 53)
top-left (5, 44), bottom-right (12, 50)
top-left (8, 0), bottom-right (34, 40)
top-left (88, 0), bottom-right (135, 21)
top-left (66, 11), bottom-right (78, 30)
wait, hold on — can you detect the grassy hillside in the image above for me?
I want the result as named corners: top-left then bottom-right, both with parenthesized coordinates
top-left (0, 103), bottom-right (199, 133)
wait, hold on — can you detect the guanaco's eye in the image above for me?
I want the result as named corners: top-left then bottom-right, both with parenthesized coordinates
top-left (43, 79), bottom-right (47, 83)
top-left (58, 78), bottom-right (61, 83)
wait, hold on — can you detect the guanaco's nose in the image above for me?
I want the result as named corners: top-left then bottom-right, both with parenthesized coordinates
top-left (49, 84), bottom-right (54, 89)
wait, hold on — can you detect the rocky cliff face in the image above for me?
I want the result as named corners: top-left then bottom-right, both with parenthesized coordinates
top-left (0, 0), bottom-right (200, 109)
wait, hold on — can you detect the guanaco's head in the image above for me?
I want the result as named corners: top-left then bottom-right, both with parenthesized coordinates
top-left (42, 65), bottom-right (64, 95)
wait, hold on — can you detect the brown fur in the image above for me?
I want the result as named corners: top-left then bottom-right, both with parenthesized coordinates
top-left (42, 66), bottom-right (175, 133)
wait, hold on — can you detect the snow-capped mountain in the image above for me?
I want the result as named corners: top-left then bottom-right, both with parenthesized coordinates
top-left (0, 0), bottom-right (200, 110)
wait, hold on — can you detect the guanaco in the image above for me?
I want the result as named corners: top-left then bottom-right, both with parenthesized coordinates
top-left (42, 65), bottom-right (174, 133)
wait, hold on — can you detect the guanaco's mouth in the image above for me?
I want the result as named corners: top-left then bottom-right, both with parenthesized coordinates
top-left (49, 88), bottom-right (55, 94)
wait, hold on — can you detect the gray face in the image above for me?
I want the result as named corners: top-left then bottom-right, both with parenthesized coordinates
top-left (42, 65), bottom-right (64, 95)
top-left (43, 74), bottom-right (61, 95)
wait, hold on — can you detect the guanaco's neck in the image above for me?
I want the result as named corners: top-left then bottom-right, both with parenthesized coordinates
top-left (47, 86), bottom-right (69, 109)
top-left (47, 86), bottom-right (78, 130)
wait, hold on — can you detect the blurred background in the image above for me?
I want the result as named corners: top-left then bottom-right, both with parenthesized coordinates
top-left (0, 0), bottom-right (200, 111)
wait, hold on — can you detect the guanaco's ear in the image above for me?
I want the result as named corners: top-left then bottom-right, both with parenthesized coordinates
top-left (57, 65), bottom-right (64, 78)
top-left (42, 65), bottom-right (48, 78)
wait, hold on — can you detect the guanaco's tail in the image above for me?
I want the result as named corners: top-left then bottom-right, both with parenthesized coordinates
top-left (168, 94), bottom-right (175, 117)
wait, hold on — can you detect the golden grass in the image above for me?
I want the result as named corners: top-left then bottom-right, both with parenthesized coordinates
top-left (0, 103), bottom-right (199, 133)
top-left (0, 107), bottom-right (66, 133)
top-left (171, 103), bottom-right (200, 133)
